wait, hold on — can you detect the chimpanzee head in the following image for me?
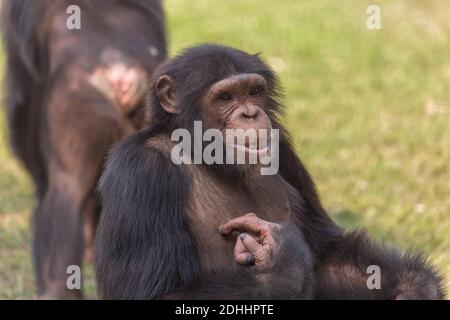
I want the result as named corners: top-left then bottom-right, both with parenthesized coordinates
top-left (149, 44), bottom-right (284, 176)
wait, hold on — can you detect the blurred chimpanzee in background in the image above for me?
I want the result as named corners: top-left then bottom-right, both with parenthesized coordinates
top-left (1, 0), bottom-right (167, 299)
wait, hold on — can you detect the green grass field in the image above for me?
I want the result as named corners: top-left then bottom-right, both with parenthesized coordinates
top-left (0, 0), bottom-right (449, 299)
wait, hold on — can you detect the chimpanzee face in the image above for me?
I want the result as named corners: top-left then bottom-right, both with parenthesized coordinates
top-left (156, 72), bottom-right (273, 156)
top-left (201, 73), bottom-right (271, 130)
top-left (200, 73), bottom-right (273, 155)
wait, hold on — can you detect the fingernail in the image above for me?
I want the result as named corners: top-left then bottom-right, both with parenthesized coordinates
top-left (240, 233), bottom-right (246, 240)
top-left (246, 255), bottom-right (255, 265)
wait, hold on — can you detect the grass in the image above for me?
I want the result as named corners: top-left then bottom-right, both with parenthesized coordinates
top-left (0, 0), bottom-right (449, 299)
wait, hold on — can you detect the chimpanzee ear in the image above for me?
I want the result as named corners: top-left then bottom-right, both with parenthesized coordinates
top-left (156, 75), bottom-right (177, 113)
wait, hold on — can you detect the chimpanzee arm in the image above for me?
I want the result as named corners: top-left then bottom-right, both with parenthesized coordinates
top-left (166, 222), bottom-right (314, 300)
top-left (278, 131), bottom-right (444, 299)
top-left (95, 130), bottom-right (200, 299)
top-left (314, 231), bottom-right (444, 300)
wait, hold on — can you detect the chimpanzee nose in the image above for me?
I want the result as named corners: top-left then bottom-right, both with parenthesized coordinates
top-left (242, 104), bottom-right (259, 119)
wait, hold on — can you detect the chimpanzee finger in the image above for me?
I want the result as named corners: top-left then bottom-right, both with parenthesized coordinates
top-left (219, 215), bottom-right (266, 236)
top-left (234, 235), bottom-right (255, 266)
top-left (239, 233), bottom-right (265, 260)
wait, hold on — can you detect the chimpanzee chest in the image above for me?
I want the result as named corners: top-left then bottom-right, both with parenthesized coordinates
top-left (184, 167), bottom-right (299, 273)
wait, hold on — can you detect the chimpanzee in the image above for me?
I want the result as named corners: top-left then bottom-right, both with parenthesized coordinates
top-left (1, 0), bottom-right (166, 298)
top-left (95, 44), bottom-right (444, 299)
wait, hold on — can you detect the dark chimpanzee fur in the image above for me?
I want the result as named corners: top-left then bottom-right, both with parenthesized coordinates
top-left (1, 0), bottom-right (166, 298)
top-left (95, 44), bottom-right (444, 300)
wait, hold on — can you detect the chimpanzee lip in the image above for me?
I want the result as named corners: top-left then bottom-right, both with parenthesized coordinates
top-left (232, 143), bottom-right (270, 155)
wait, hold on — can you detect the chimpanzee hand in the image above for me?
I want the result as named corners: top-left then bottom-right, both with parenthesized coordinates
top-left (219, 213), bottom-right (282, 272)
top-left (215, 213), bottom-right (314, 299)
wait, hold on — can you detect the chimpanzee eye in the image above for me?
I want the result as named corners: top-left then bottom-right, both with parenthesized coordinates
top-left (249, 86), bottom-right (262, 96)
top-left (218, 92), bottom-right (232, 101)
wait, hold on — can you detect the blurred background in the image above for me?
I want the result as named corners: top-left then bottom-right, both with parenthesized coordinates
top-left (0, 0), bottom-right (449, 298)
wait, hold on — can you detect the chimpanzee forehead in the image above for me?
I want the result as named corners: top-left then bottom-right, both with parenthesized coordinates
top-left (154, 44), bottom-right (278, 107)
top-left (177, 46), bottom-right (271, 85)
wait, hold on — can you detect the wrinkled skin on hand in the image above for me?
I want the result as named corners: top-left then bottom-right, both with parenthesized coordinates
top-left (219, 213), bottom-right (282, 272)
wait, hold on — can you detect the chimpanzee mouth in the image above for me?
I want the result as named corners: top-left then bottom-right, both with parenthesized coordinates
top-left (232, 142), bottom-right (271, 155)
